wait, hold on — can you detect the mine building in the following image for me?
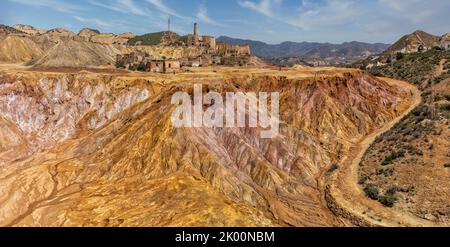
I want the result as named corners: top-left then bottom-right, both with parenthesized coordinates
top-left (441, 33), bottom-right (450, 51)
top-left (116, 22), bottom-right (255, 72)
top-left (146, 59), bottom-right (180, 73)
top-left (187, 22), bottom-right (216, 54)
top-left (116, 52), bottom-right (151, 70)
top-left (216, 43), bottom-right (251, 57)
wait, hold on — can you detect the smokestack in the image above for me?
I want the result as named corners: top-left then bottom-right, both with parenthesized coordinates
top-left (168, 17), bottom-right (171, 32)
top-left (194, 22), bottom-right (199, 36)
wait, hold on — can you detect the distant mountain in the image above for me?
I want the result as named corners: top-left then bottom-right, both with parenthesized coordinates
top-left (384, 30), bottom-right (440, 54)
top-left (355, 30), bottom-right (444, 70)
top-left (217, 36), bottom-right (390, 65)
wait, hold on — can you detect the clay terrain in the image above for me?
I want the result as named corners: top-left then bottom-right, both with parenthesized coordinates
top-left (0, 63), bottom-right (417, 226)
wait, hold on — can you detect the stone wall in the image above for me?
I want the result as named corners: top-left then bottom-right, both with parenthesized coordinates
top-left (216, 43), bottom-right (251, 57)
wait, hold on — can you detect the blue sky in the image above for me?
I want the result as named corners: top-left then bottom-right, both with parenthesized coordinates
top-left (1, 0), bottom-right (450, 44)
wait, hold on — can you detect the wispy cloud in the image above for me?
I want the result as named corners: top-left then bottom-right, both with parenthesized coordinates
top-left (238, 0), bottom-right (360, 30)
top-left (196, 4), bottom-right (226, 27)
top-left (73, 16), bottom-right (113, 28)
top-left (88, 0), bottom-right (151, 17)
top-left (237, 0), bottom-right (282, 18)
top-left (289, 0), bottom-right (360, 30)
top-left (8, 0), bottom-right (82, 13)
top-left (378, 0), bottom-right (450, 23)
top-left (146, 0), bottom-right (188, 20)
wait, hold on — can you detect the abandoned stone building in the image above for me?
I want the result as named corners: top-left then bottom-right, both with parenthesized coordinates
top-left (216, 43), bottom-right (251, 57)
top-left (116, 52), bottom-right (151, 70)
top-left (441, 33), bottom-right (450, 51)
top-left (146, 59), bottom-right (180, 73)
top-left (116, 51), bottom-right (180, 73)
top-left (187, 23), bottom-right (216, 54)
top-left (116, 22), bottom-right (255, 72)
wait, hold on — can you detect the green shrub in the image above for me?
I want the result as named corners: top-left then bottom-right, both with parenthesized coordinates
top-left (444, 94), bottom-right (450, 101)
top-left (378, 194), bottom-right (396, 207)
top-left (364, 185), bottom-right (380, 200)
top-left (434, 95), bottom-right (444, 101)
top-left (378, 187), bottom-right (397, 207)
top-left (358, 175), bottom-right (368, 185)
top-left (441, 104), bottom-right (450, 111)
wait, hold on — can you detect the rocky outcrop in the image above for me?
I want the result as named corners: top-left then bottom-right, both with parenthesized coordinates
top-left (324, 185), bottom-right (374, 227)
top-left (76, 28), bottom-right (135, 45)
top-left (13, 24), bottom-right (47, 35)
top-left (44, 28), bottom-right (76, 40)
top-left (385, 30), bottom-right (440, 54)
top-left (76, 28), bottom-right (100, 41)
top-left (0, 25), bottom-right (25, 36)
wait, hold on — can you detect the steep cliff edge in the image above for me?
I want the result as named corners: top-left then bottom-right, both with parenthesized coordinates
top-left (0, 67), bottom-right (411, 226)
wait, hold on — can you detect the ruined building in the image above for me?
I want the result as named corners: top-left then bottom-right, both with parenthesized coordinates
top-left (116, 52), bottom-right (151, 70)
top-left (116, 22), bottom-right (255, 72)
top-left (116, 52), bottom-right (180, 73)
top-left (187, 22), bottom-right (216, 54)
top-left (146, 59), bottom-right (180, 73)
top-left (216, 43), bottom-right (251, 57)
top-left (441, 33), bottom-right (450, 51)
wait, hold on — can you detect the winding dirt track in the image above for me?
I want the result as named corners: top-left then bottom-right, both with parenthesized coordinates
top-left (325, 77), bottom-right (445, 227)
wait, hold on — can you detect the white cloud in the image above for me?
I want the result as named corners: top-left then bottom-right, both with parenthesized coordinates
top-left (73, 16), bottom-right (113, 28)
top-left (237, 0), bottom-right (450, 40)
top-left (146, 0), bottom-right (188, 20)
top-left (88, 0), bottom-right (151, 17)
top-left (379, 0), bottom-right (450, 23)
top-left (237, 0), bottom-right (360, 30)
top-left (8, 0), bottom-right (81, 13)
top-left (237, 0), bottom-right (282, 18)
top-left (289, 0), bottom-right (360, 30)
top-left (196, 4), bottom-right (226, 27)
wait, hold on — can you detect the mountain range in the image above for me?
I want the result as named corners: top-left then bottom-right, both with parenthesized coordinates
top-left (217, 36), bottom-right (390, 66)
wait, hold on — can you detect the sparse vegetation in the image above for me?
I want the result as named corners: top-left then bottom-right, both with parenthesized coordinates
top-left (360, 49), bottom-right (450, 213)
top-left (364, 185), bottom-right (397, 207)
top-left (382, 150), bottom-right (405, 166)
top-left (370, 50), bottom-right (450, 85)
top-left (127, 32), bottom-right (177, 46)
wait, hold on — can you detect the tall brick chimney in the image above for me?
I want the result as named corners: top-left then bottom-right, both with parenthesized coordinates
top-left (194, 22), bottom-right (199, 36)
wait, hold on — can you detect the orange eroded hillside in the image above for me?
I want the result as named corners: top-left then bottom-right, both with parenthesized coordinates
top-left (0, 65), bottom-right (414, 226)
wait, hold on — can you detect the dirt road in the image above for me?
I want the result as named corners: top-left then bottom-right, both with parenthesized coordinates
top-left (325, 77), bottom-right (445, 227)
